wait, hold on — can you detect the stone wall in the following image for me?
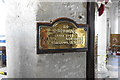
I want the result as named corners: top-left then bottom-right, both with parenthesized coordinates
top-left (6, 0), bottom-right (87, 78)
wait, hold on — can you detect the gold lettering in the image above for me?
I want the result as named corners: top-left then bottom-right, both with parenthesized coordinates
top-left (63, 25), bottom-right (69, 28)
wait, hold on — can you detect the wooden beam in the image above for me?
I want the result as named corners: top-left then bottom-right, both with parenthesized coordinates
top-left (86, 2), bottom-right (95, 79)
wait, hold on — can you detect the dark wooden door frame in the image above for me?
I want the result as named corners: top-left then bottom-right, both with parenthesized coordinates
top-left (87, 2), bottom-right (95, 79)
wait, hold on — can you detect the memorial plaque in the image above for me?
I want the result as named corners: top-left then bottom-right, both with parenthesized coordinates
top-left (37, 18), bottom-right (88, 54)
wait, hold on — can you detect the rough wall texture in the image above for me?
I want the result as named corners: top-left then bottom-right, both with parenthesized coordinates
top-left (119, 16), bottom-right (120, 34)
top-left (6, 0), bottom-right (87, 78)
top-left (36, 2), bottom-right (87, 24)
top-left (6, 0), bottom-right (37, 78)
top-left (110, 2), bottom-right (118, 34)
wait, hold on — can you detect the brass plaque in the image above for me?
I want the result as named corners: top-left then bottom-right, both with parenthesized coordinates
top-left (37, 18), bottom-right (88, 53)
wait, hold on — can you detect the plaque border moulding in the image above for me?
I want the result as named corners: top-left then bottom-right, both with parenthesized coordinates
top-left (37, 17), bottom-right (89, 54)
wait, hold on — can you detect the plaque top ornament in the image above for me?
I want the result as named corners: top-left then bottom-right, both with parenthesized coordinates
top-left (37, 17), bottom-right (88, 54)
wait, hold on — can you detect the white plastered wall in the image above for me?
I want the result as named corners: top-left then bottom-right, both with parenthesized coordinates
top-left (95, 6), bottom-right (108, 77)
top-left (6, 0), bottom-right (87, 78)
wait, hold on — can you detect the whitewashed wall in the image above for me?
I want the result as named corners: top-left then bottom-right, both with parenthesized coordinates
top-left (95, 2), bottom-right (120, 78)
top-left (95, 4), bottom-right (109, 77)
top-left (118, 16), bottom-right (120, 34)
top-left (95, 10), bottom-right (107, 72)
top-left (110, 2), bottom-right (119, 34)
top-left (6, 0), bottom-right (87, 78)
top-left (6, 0), bottom-right (37, 78)
top-left (0, 1), bottom-right (6, 35)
